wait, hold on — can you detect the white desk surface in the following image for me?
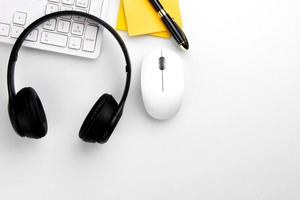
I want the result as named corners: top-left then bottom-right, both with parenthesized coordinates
top-left (1, 0), bottom-right (300, 199)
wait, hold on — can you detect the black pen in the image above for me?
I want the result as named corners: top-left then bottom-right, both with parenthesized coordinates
top-left (149, 0), bottom-right (189, 50)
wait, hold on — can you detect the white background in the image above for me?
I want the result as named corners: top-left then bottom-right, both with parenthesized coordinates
top-left (1, 0), bottom-right (300, 199)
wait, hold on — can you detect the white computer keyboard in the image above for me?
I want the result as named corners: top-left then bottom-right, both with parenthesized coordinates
top-left (0, 0), bottom-right (109, 59)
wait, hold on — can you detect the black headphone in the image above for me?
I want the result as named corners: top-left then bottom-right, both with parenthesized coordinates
top-left (7, 11), bottom-right (131, 143)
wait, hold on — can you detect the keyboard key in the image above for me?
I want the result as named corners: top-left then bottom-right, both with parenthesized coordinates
top-left (13, 12), bottom-right (27, 25)
top-left (73, 9), bottom-right (86, 22)
top-left (83, 25), bottom-right (97, 52)
top-left (46, 4), bottom-right (59, 14)
top-left (57, 20), bottom-right (70, 33)
top-left (76, 0), bottom-right (89, 8)
top-left (0, 23), bottom-right (10, 37)
top-left (11, 26), bottom-right (24, 38)
top-left (41, 32), bottom-right (68, 47)
top-left (69, 37), bottom-right (81, 49)
top-left (60, 6), bottom-right (73, 19)
top-left (26, 29), bottom-right (39, 42)
top-left (48, 0), bottom-right (60, 2)
top-left (62, 0), bottom-right (74, 5)
top-left (87, 0), bottom-right (103, 23)
top-left (89, 0), bottom-right (103, 18)
top-left (43, 19), bottom-right (56, 30)
top-left (71, 23), bottom-right (84, 36)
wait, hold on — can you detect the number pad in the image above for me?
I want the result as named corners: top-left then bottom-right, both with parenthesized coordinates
top-left (42, 0), bottom-right (99, 52)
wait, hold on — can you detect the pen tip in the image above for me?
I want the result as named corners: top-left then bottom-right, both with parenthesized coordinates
top-left (180, 41), bottom-right (189, 50)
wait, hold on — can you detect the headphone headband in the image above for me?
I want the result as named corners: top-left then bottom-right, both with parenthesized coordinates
top-left (7, 11), bottom-right (132, 113)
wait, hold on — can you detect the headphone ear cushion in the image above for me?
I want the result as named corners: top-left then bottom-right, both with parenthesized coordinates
top-left (79, 94), bottom-right (118, 143)
top-left (14, 87), bottom-right (48, 138)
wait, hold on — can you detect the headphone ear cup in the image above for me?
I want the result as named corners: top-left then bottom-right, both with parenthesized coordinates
top-left (79, 94), bottom-right (118, 143)
top-left (13, 87), bottom-right (48, 138)
top-left (103, 109), bottom-right (123, 142)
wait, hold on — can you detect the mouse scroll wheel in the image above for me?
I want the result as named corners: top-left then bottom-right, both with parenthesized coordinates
top-left (159, 56), bottom-right (166, 70)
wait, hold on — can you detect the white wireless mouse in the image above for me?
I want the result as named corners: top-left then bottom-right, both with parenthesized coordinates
top-left (141, 48), bottom-right (184, 120)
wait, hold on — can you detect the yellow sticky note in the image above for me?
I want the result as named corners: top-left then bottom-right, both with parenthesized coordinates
top-left (116, 0), bottom-right (128, 32)
top-left (123, 0), bottom-right (183, 36)
top-left (116, 0), bottom-right (170, 38)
